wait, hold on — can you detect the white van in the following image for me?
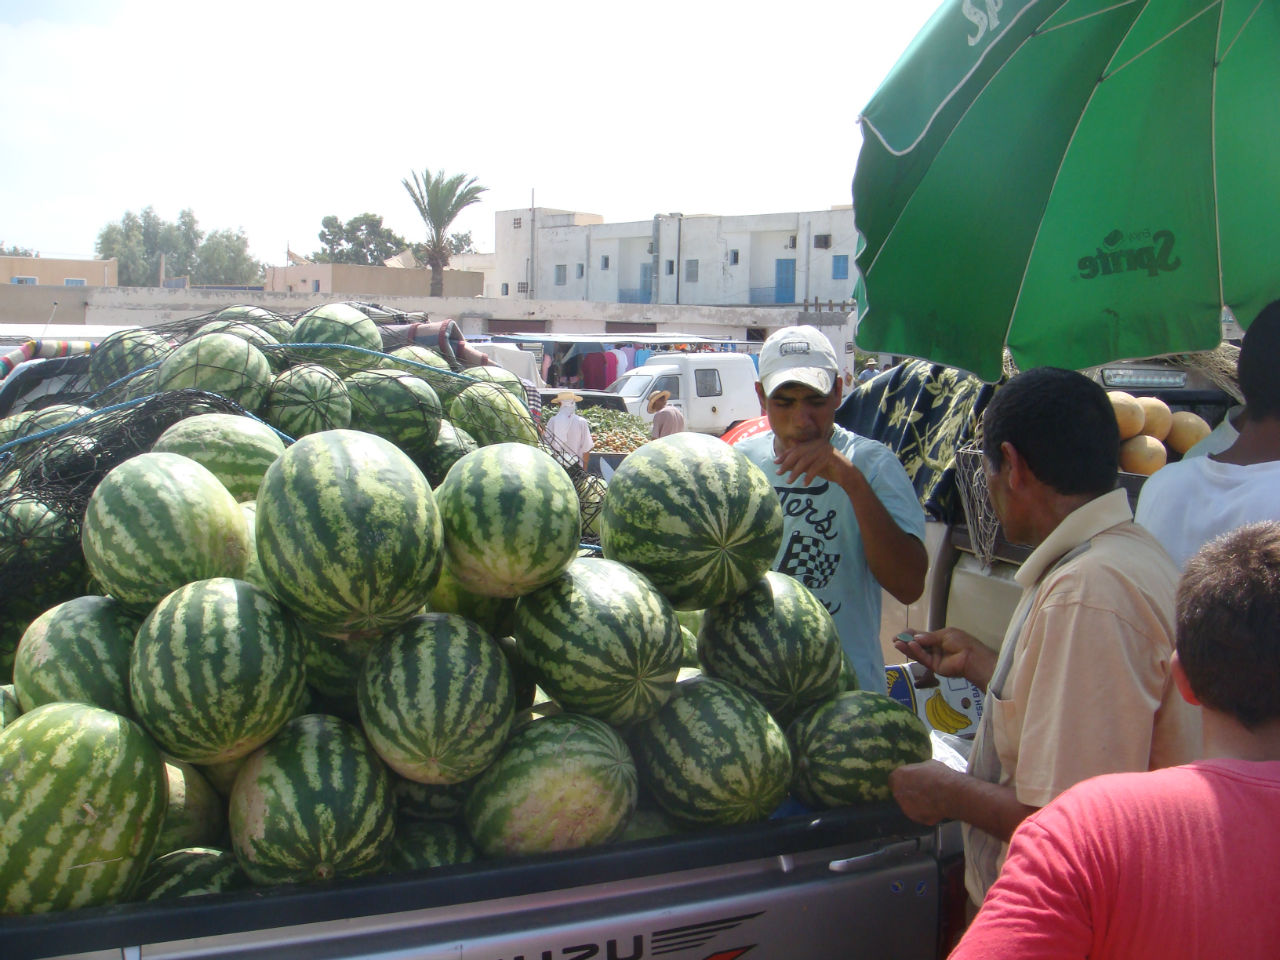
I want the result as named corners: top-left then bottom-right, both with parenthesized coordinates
top-left (606, 352), bottom-right (759, 436)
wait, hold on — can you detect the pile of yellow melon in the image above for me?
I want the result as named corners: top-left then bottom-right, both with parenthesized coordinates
top-left (1108, 392), bottom-right (1212, 475)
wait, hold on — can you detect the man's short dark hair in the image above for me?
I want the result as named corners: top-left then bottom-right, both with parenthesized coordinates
top-left (1177, 522), bottom-right (1280, 728)
top-left (1239, 300), bottom-right (1280, 419)
top-left (981, 367), bottom-right (1118, 496)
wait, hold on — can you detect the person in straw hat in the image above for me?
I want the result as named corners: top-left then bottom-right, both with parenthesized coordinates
top-left (542, 390), bottom-right (594, 470)
top-left (648, 389), bottom-right (684, 439)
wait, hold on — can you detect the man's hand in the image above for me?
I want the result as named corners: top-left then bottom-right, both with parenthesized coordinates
top-left (890, 760), bottom-right (965, 826)
top-left (893, 627), bottom-right (996, 692)
top-left (772, 435), bottom-right (848, 487)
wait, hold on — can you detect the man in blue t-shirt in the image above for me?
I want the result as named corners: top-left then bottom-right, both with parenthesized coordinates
top-left (735, 326), bottom-right (926, 694)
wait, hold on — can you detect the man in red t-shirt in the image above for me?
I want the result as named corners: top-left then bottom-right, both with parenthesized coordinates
top-left (951, 521), bottom-right (1280, 960)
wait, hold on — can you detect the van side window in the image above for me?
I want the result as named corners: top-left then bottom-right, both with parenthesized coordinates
top-left (694, 369), bottom-right (723, 397)
top-left (654, 375), bottom-right (680, 400)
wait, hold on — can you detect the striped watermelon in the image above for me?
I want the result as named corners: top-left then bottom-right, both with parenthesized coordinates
top-left (213, 304), bottom-right (294, 344)
top-left (416, 419), bottom-right (477, 487)
top-left (389, 821), bottom-right (478, 873)
top-left (86, 328), bottom-right (173, 396)
top-left (12, 594), bottom-right (142, 717)
top-left (600, 433), bottom-right (783, 610)
top-left (198, 755), bottom-right (248, 799)
top-left (383, 343), bottom-right (450, 374)
top-left (155, 332), bottom-right (272, 412)
top-left (631, 676), bottom-right (792, 827)
top-left (81, 452), bottom-right (250, 610)
top-left (134, 847), bottom-right (250, 902)
top-left (238, 500), bottom-right (273, 594)
top-left (154, 758), bottom-right (228, 857)
top-left (0, 683), bottom-right (21, 729)
top-left (698, 571), bottom-right (843, 726)
top-left (788, 690), bottom-right (931, 808)
top-left (260, 363), bottom-right (353, 439)
top-left (151, 412), bottom-right (286, 502)
top-left (427, 561), bottom-right (517, 639)
top-left (195, 318), bottom-right (285, 371)
top-left (449, 382), bottom-right (539, 446)
top-left (461, 364), bottom-right (528, 406)
top-left (130, 577), bottom-right (306, 765)
top-left (0, 492), bottom-right (88, 624)
top-left (287, 302), bottom-right (383, 375)
top-left (513, 557), bottom-right (683, 726)
top-left (358, 613), bottom-right (515, 784)
top-left (393, 772), bottom-right (475, 823)
top-left (344, 368), bottom-right (443, 458)
top-left (0, 702), bottom-right (167, 914)
top-left (255, 429), bottom-right (443, 637)
top-left (11, 403), bottom-right (94, 441)
top-left (298, 620), bottom-right (376, 705)
top-left (464, 712), bottom-right (637, 857)
top-left (616, 805), bottom-right (680, 843)
top-left (434, 443), bottom-right (580, 598)
top-left (229, 713), bottom-right (395, 885)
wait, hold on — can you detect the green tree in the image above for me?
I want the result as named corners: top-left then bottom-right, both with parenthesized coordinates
top-left (192, 229), bottom-right (264, 286)
top-left (447, 231), bottom-right (476, 256)
top-left (402, 167), bottom-right (487, 296)
top-left (1, 243), bottom-right (35, 257)
top-left (311, 213), bottom-right (408, 265)
top-left (95, 208), bottom-right (261, 286)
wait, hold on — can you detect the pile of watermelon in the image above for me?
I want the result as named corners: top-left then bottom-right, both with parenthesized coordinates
top-left (0, 301), bottom-right (931, 918)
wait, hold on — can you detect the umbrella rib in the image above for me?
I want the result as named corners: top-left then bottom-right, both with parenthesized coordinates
top-left (1096, 1), bottom-right (1221, 81)
top-left (1218, 0), bottom-right (1263, 63)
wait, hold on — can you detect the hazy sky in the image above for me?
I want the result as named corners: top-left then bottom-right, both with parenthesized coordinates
top-left (1, 0), bottom-right (943, 265)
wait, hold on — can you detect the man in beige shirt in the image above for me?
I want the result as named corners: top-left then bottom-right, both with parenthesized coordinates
top-left (889, 367), bottom-right (1202, 908)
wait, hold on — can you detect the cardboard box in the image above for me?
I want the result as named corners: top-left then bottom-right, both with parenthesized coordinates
top-left (885, 662), bottom-right (984, 739)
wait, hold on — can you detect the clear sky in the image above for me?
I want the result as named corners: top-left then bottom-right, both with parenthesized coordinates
top-left (1, 0), bottom-right (943, 265)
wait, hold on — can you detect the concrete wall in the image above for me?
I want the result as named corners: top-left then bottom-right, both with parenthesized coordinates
top-left (2, 255), bottom-right (117, 287)
top-left (263, 263), bottom-right (482, 298)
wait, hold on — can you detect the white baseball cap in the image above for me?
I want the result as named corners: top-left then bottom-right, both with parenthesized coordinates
top-left (757, 325), bottom-right (840, 398)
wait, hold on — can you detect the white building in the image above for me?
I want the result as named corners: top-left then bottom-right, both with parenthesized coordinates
top-left (491, 206), bottom-right (860, 308)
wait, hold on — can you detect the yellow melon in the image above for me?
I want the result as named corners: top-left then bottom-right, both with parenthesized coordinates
top-left (1108, 391), bottom-right (1145, 440)
top-left (1135, 396), bottom-right (1173, 441)
top-left (1166, 411), bottom-right (1212, 454)
top-left (1120, 435), bottom-right (1168, 476)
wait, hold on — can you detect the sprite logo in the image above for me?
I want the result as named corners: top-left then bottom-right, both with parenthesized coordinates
top-left (1078, 228), bottom-right (1181, 280)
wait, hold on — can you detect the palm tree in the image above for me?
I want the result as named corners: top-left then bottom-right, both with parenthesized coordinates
top-left (402, 167), bottom-right (488, 296)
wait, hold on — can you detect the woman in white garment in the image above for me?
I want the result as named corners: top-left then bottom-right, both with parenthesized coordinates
top-left (542, 390), bottom-right (594, 470)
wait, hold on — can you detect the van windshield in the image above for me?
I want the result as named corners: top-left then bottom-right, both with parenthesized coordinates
top-left (607, 374), bottom-right (654, 398)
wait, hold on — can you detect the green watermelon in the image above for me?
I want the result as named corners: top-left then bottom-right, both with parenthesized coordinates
top-left (229, 713), bottom-right (395, 885)
top-left (464, 712), bottom-right (637, 857)
top-left (0, 683), bottom-right (21, 730)
top-left (298, 620), bottom-right (377, 707)
top-left (198, 755), bottom-right (248, 799)
top-left (154, 758), bottom-right (228, 857)
top-left (12, 402), bottom-right (94, 441)
top-left (344, 368), bottom-right (443, 457)
top-left (0, 702), bottom-right (167, 913)
top-left (460, 364), bottom-right (529, 406)
top-left (358, 613), bottom-right (514, 785)
top-left (134, 847), bottom-right (250, 902)
top-left (616, 805), bottom-right (681, 843)
top-left (0, 410), bottom-right (35, 447)
top-left (415, 419), bottom-right (477, 487)
top-left (388, 820), bottom-right (478, 873)
top-left (393, 773), bottom-right (475, 823)
top-left (255, 429), bottom-right (443, 637)
top-left (600, 433), bottom-right (784, 610)
top-left (238, 500), bottom-right (272, 594)
top-left (383, 343), bottom-right (450, 374)
top-left (495, 634), bottom-right (539, 711)
top-left (679, 625), bottom-right (699, 668)
top-left (698, 571), bottom-right (843, 726)
top-left (12, 594), bottom-right (142, 717)
top-left (87, 329), bottom-right (173, 396)
top-left (513, 557), bottom-right (683, 726)
top-left (155, 332), bottom-right (272, 412)
top-left (434, 443), bottom-right (580, 598)
top-left (195, 318), bottom-right (285, 371)
top-left (631, 676), bottom-right (792, 827)
top-left (130, 577), bottom-right (306, 765)
top-left (427, 561), bottom-right (517, 638)
top-left (287, 302), bottom-right (383, 375)
top-left (151, 412), bottom-right (286, 502)
top-left (260, 363), bottom-right (353, 439)
top-left (213, 304), bottom-right (293, 343)
top-left (81, 452), bottom-right (250, 610)
top-left (788, 690), bottom-right (931, 808)
top-left (449, 382), bottom-right (539, 446)
top-left (0, 493), bottom-right (88, 642)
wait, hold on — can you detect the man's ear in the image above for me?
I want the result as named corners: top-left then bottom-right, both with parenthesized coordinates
top-left (1003, 441), bottom-right (1031, 490)
top-left (1171, 651), bottom-right (1202, 706)
top-left (755, 382), bottom-right (767, 414)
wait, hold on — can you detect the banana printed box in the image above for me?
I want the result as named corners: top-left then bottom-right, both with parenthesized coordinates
top-left (885, 663), bottom-right (984, 739)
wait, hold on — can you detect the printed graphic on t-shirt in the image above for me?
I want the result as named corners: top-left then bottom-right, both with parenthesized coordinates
top-left (779, 531), bottom-right (839, 590)
top-left (775, 481), bottom-right (842, 614)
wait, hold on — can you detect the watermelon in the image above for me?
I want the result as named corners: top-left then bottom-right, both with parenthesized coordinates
top-left (434, 443), bottom-right (580, 598)
top-left (415, 419), bottom-right (477, 487)
top-left (260, 363), bottom-right (353, 439)
top-left (388, 821), bottom-right (478, 873)
top-left (631, 676), bottom-right (792, 827)
top-left (679, 625), bottom-right (699, 667)
top-left (86, 328), bottom-right (173, 396)
top-left (698, 571), bottom-right (843, 726)
top-left (358, 613), bottom-right (515, 784)
top-left (449, 381), bottom-right (539, 446)
top-left (255, 429), bottom-right (443, 637)
top-left (464, 713), bottom-right (637, 857)
top-left (0, 492), bottom-right (88, 626)
top-left (134, 847), bottom-right (250, 902)
top-left (298, 620), bottom-right (377, 705)
top-left (460, 364), bottom-right (529, 406)
top-left (81, 452), bottom-right (250, 610)
top-left (130, 577), bottom-right (306, 765)
top-left (788, 690), bottom-right (932, 808)
top-left (287, 302), bottom-right (383, 375)
top-left (616, 805), bottom-right (681, 843)
top-left (600, 433), bottom-right (784, 610)
top-left (238, 500), bottom-right (272, 594)
top-left (383, 343), bottom-right (450, 374)
top-left (12, 594), bottom-right (142, 717)
top-left (0, 683), bottom-right (21, 729)
top-left (344, 368), bottom-right (443, 457)
top-left (198, 755), bottom-right (248, 799)
top-left (154, 758), bottom-right (228, 857)
top-left (495, 634), bottom-right (539, 711)
top-left (12, 403), bottom-right (94, 441)
top-left (195, 318), bottom-right (286, 371)
top-left (0, 702), bottom-right (167, 914)
top-left (0, 410), bottom-right (35, 448)
top-left (513, 557), bottom-right (683, 726)
top-left (427, 561), bottom-right (517, 639)
top-left (151, 412), bottom-right (286, 502)
top-left (20, 431), bottom-right (103, 495)
top-left (229, 713), bottom-right (395, 885)
top-left (213, 304), bottom-right (294, 343)
top-left (155, 332), bottom-right (272, 412)
top-left (393, 773), bottom-right (475, 823)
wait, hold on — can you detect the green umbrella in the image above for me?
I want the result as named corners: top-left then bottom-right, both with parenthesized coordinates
top-left (853, 0), bottom-right (1280, 382)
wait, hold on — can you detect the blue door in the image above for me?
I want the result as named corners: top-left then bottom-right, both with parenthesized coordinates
top-left (640, 262), bottom-right (653, 303)
top-left (775, 259), bottom-right (796, 303)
